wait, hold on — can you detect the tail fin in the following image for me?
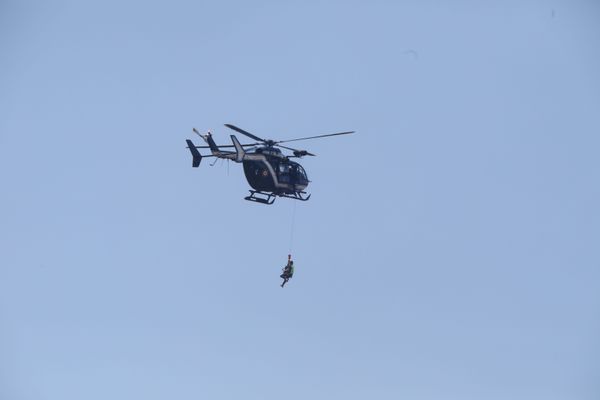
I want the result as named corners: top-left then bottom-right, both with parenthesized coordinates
top-left (186, 140), bottom-right (202, 167)
top-left (231, 135), bottom-right (246, 162)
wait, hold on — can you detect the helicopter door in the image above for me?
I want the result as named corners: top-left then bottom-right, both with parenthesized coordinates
top-left (278, 162), bottom-right (291, 183)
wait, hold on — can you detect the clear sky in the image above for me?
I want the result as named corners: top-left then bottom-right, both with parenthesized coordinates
top-left (1, 1), bottom-right (599, 399)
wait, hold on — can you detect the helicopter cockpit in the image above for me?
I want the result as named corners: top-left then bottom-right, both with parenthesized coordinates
top-left (289, 161), bottom-right (308, 185)
top-left (275, 161), bottom-right (308, 186)
top-left (292, 162), bottom-right (307, 179)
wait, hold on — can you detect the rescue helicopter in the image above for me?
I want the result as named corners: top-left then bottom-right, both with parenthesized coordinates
top-left (185, 124), bottom-right (354, 204)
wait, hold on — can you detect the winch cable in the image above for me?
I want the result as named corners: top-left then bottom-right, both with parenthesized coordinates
top-left (288, 200), bottom-right (297, 255)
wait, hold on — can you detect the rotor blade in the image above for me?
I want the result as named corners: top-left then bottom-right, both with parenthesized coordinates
top-left (276, 144), bottom-right (316, 156)
top-left (220, 143), bottom-right (261, 148)
top-left (276, 131), bottom-right (355, 144)
top-left (189, 143), bottom-right (260, 149)
top-left (192, 127), bottom-right (205, 138)
top-left (182, 149), bottom-right (216, 157)
top-left (224, 124), bottom-right (266, 143)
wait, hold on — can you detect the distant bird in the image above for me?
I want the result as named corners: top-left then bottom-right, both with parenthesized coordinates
top-left (402, 49), bottom-right (419, 60)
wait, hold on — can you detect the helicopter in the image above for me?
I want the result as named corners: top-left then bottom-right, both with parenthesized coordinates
top-left (185, 124), bottom-right (354, 204)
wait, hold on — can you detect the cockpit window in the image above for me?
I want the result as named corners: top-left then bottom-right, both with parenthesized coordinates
top-left (298, 166), bottom-right (307, 179)
top-left (291, 163), bottom-right (307, 180)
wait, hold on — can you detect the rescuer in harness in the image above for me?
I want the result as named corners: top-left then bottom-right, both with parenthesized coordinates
top-left (280, 254), bottom-right (294, 288)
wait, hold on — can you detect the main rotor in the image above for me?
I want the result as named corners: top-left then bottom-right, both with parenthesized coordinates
top-left (224, 124), bottom-right (354, 158)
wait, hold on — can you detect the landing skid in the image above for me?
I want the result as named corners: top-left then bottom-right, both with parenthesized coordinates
top-left (244, 190), bottom-right (311, 205)
top-left (279, 191), bottom-right (311, 202)
top-left (245, 191), bottom-right (276, 205)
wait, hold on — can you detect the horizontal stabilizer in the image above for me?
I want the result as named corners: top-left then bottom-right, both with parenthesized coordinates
top-left (186, 140), bottom-right (202, 167)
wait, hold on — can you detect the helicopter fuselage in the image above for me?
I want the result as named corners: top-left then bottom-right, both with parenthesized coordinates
top-left (242, 147), bottom-right (309, 194)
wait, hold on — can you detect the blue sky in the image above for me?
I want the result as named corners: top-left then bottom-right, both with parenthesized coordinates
top-left (1, 1), bottom-right (599, 399)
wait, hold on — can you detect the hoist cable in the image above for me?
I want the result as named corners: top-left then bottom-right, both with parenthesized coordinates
top-left (288, 200), bottom-right (297, 254)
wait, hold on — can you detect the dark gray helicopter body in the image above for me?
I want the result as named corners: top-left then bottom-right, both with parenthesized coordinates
top-left (186, 124), bottom-right (353, 204)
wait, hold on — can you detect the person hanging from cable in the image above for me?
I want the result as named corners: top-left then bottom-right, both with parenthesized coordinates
top-left (280, 254), bottom-right (295, 288)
